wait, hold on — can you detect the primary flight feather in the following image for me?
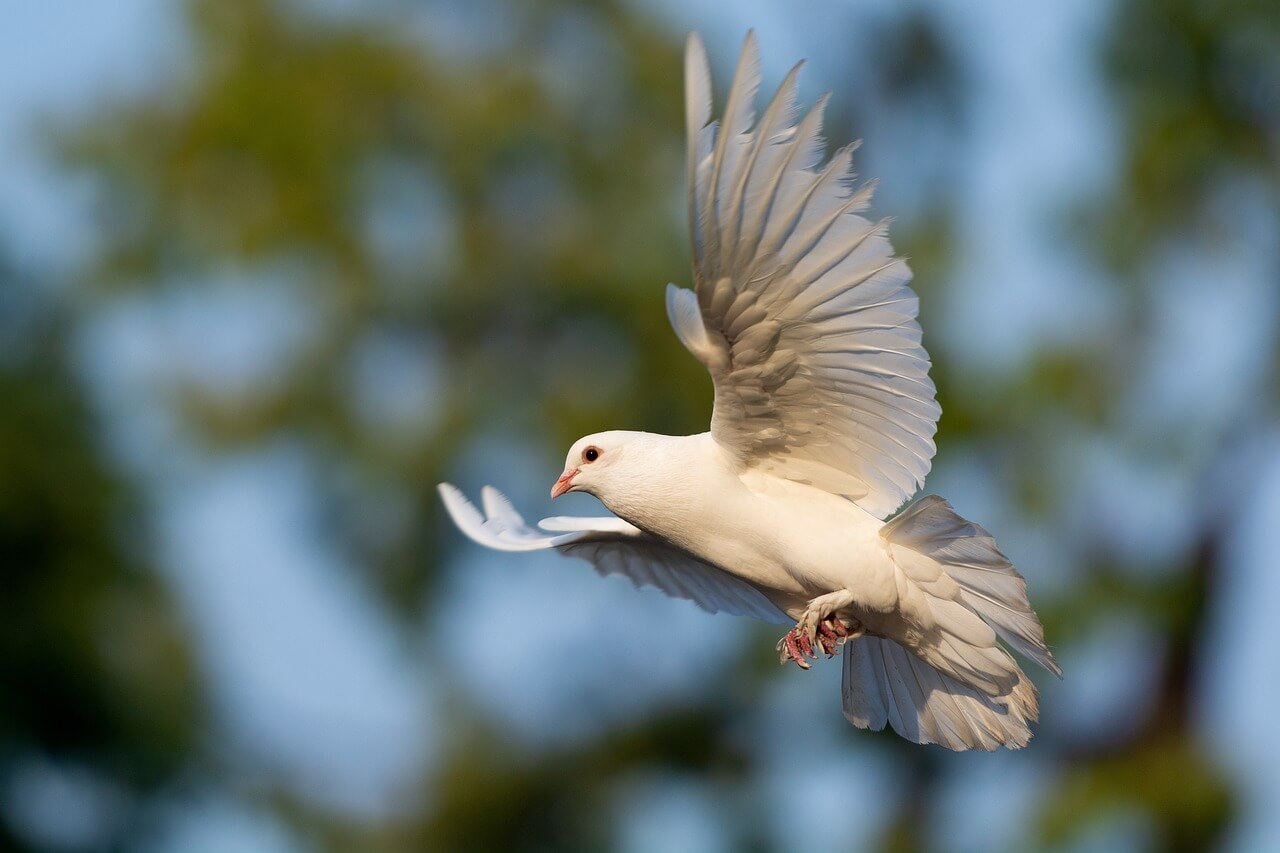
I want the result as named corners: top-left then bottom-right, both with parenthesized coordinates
top-left (439, 32), bottom-right (1059, 751)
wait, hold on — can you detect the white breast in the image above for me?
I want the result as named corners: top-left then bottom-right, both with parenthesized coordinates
top-left (601, 433), bottom-right (895, 603)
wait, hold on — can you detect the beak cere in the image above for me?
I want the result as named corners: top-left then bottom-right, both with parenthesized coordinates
top-left (550, 468), bottom-right (578, 499)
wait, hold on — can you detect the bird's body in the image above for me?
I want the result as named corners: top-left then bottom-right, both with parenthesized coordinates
top-left (439, 32), bottom-right (1059, 750)
top-left (588, 431), bottom-right (889, 616)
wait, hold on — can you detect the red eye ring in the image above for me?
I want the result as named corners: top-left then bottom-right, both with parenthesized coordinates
top-left (583, 446), bottom-right (600, 463)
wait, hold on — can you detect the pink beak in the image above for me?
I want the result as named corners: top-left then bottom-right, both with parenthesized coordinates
top-left (550, 468), bottom-right (578, 499)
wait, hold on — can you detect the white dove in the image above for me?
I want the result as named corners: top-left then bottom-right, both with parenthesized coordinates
top-left (439, 32), bottom-right (1059, 751)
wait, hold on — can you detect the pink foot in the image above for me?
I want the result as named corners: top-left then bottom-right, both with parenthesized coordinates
top-left (777, 615), bottom-right (852, 669)
top-left (778, 627), bottom-right (815, 669)
top-left (817, 617), bottom-right (852, 656)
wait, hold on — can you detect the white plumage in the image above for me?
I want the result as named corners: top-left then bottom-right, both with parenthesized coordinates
top-left (440, 32), bottom-right (1059, 751)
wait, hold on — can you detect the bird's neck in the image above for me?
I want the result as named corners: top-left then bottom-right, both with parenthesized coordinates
top-left (596, 432), bottom-right (722, 535)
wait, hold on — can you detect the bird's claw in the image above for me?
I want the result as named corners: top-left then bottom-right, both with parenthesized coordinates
top-left (777, 615), bottom-right (854, 668)
top-left (776, 627), bottom-right (815, 669)
top-left (816, 616), bottom-right (853, 655)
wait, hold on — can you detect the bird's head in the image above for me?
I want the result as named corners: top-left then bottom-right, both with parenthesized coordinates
top-left (551, 430), bottom-right (645, 500)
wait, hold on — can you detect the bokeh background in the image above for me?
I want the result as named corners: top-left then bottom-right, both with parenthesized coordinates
top-left (3, 0), bottom-right (1278, 850)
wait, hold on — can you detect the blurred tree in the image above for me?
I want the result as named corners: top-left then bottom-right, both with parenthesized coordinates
top-left (0, 262), bottom-right (203, 850)
top-left (60, 0), bottom-right (704, 612)
top-left (37, 0), bottom-right (1279, 850)
top-left (1024, 0), bottom-right (1280, 848)
top-left (57, 0), bottom-right (748, 847)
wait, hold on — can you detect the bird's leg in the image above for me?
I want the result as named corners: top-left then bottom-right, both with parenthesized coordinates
top-left (778, 590), bottom-right (863, 668)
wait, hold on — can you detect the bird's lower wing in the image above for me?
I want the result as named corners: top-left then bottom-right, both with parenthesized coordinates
top-left (438, 484), bottom-right (789, 624)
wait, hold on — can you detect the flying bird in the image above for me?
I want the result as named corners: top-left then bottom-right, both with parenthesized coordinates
top-left (439, 32), bottom-right (1059, 750)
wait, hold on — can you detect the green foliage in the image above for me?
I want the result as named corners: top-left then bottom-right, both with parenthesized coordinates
top-left (1102, 0), bottom-right (1280, 265)
top-left (2, 0), bottom-right (1274, 848)
top-left (0, 272), bottom-right (201, 849)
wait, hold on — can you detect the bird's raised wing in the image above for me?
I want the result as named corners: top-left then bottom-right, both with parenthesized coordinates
top-left (671, 32), bottom-right (941, 518)
top-left (438, 484), bottom-right (788, 623)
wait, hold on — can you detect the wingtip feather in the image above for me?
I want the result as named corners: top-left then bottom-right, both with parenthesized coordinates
top-left (684, 31), bottom-right (712, 130)
top-left (480, 484), bottom-right (525, 527)
top-left (437, 482), bottom-right (486, 540)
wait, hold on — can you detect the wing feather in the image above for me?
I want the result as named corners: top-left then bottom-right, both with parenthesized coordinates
top-left (676, 34), bottom-right (941, 518)
top-left (439, 484), bottom-right (788, 623)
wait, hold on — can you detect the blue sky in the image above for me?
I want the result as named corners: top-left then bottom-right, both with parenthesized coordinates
top-left (3, 1), bottom-right (1278, 850)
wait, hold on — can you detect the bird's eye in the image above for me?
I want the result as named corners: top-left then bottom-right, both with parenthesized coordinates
top-left (583, 447), bottom-right (600, 463)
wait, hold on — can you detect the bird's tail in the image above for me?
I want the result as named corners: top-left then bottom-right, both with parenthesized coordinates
top-left (842, 495), bottom-right (1060, 751)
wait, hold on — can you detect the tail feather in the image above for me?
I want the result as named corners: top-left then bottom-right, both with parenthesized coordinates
top-left (842, 494), bottom-right (1057, 751)
top-left (843, 636), bottom-right (1038, 751)
top-left (884, 495), bottom-right (1061, 677)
